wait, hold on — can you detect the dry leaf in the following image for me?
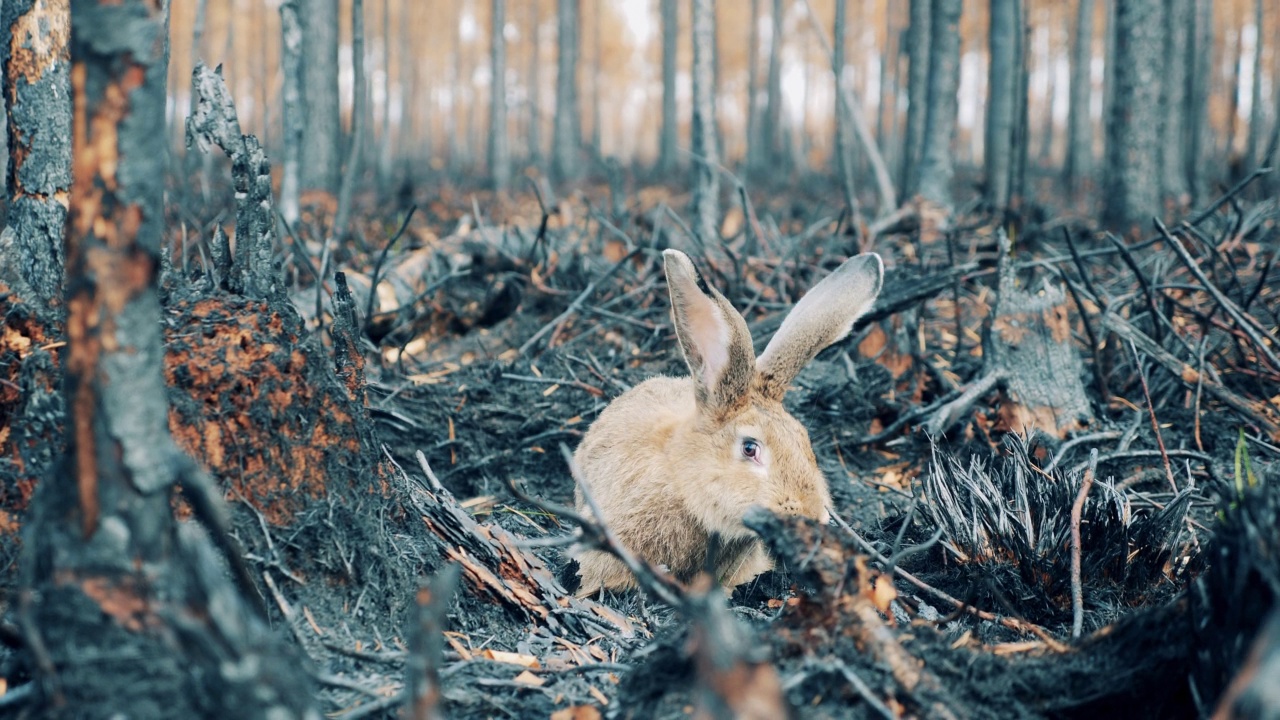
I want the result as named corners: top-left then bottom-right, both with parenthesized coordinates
top-left (514, 670), bottom-right (545, 687)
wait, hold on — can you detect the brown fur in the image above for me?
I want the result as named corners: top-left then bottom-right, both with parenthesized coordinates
top-left (572, 250), bottom-right (883, 596)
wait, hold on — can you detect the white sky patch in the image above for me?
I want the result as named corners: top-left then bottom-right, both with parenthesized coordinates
top-left (618, 0), bottom-right (654, 44)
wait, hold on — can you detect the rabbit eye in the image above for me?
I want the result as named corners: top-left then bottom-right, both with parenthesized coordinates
top-left (741, 439), bottom-right (761, 460)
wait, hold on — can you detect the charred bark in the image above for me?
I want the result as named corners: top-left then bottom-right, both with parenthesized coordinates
top-left (333, 0), bottom-right (366, 238)
top-left (0, 0), bottom-right (71, 565)
top-left (17, 1), bottom-right (316, 715)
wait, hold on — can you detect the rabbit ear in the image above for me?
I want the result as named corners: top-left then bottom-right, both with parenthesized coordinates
top-left (663, 249), bottom-right (755, 416)
top-left (756, 253), bottom-right (884, 400)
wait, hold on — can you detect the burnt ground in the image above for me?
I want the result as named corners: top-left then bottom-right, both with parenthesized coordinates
top-left (2, 166), bottom-right (1279, 719)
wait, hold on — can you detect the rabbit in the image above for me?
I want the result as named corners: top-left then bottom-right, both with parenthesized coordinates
top-left (570, 248), bottom-right (884, 597)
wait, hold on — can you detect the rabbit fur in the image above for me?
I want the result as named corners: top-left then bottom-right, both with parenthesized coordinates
top-left (570, 248), bottom-right (884, 596)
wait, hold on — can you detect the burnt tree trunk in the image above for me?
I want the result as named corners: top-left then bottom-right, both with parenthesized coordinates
top-left (916, 0), bottom-right (962, 208)
top-left (1187, 0), bottom-right (1213, 201)
top-left (690, 0), bottom-right (719, 245)
top-left (900, 0), bottom-right (931, 197)
top-left (333, 0), bottom-right (366, 238)
top-left (489, 0), bottom-right (510, 192)
top-left (659, 0), bottom-right (679, 174)
top-left (0, 0), bottom-right (71, 570)
top-left (744, 0), bottom-right (762, 173)
top-left (1244, 0), bottom-right (1265, 171)
top-left (985, 0), bottom-right (1017, 209)
top-left (1161, 0), bottom-right (1192, 205)
top-left (552, 0), bottom-right (580, 182)
top-left (526, 0), bottom-right (541, 166)
top-left (1065, 0), bottom-right (1094, 196)
top-left (765, 0), bottom-right (785, 168)
top-left (278, 0), bottom-right (303, 228)
top-left (300, 0), bottom-right (341, 194)
top-left (18, 1), bottom-right (316, 715)
top-left (1103, 0), bottom-right (1164, 231)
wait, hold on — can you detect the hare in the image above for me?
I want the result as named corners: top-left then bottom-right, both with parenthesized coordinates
top-left (570, 248), bottom-right (884, 596)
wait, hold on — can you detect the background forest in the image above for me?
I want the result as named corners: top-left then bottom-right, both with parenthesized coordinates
top-left (141, 0), bottom-right (1280, 227)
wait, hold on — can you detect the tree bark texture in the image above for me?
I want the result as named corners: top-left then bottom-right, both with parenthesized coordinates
top-left (552, 0), bottom-right (580, 182)
top-left (1103, 0), bottom-right (1165, 231)
top-left (1008, 0), bottom-right (1029, 207)
top-left (0, 0), bottom-right (72, 566)
top-left (659, 0), bottom-right (678, 173)
top-left (278, 0), bottom-right (303, 227)
top-left (765, 0), bottom-right (785, 168)
top-left (489, 0), bottom-right (509, 191)
top-left (916, 0), bottom-right (962, 208)
top-left (1066, 0), bottom-right (1094, 195)
top-left (900, 0), bottom-right (931, 197)
top-left (19, 1), bottom-right (317, 715)
top-left (300, 0), bottom-right (341, 193)
top-left (690, 0), bottom-right (719, 245)
top-left (985, 0), bottom-right (1017, 209)
top-left (1161, 0), bottom-right (1192, 203)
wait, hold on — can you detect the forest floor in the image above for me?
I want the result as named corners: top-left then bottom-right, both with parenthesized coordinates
top-left (5, 163), bottom-right (1279, 719)
top-left (256, 166), bottom-right (1276, 719)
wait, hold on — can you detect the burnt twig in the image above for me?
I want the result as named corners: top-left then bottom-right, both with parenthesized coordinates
top-left (1070, 448), bottom-right (1099, 641)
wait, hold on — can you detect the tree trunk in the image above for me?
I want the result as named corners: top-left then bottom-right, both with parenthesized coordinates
top-left (1103, 0), bottom-right (1164, 231)
top-left (1161, 0), bottom-right (1192, 204)
top-left (552, 0), bottom-right (580, 182)
top-left (1065, 0), bottom-right (1094, 195)
top-left (916, 0), bottom-right (962, 208)
top-left (185, 0), bottom-right (210, 186)
top-left (900, 0), bottom-right (931, 197)
top-left (832, 0), bottom-right (858, 222)
top-left (333, 0), bottom-right (365, 238)
top-left (690, 0), bottom-right (720, 245)
top-left (0, 0), bottom-right (72, 563)
top-left (527, 0), bottom-right (541, 166)
top-left (659, 0), bottom-right (678, 173)
top-left (766, 0), bottom-right (785, 168)
top-left (278, 0), bottom-right (303, 227)
top-left (745, 0), bottom-right (763, 172)
top-left (21, 1), bottom-right (316, 714)
top-left (1187, 0), bottom-right (1212, 201)
top-left (1009, 0), bottom-right (1030, 208)
top-left (1101, 0), bottom-right (1116, 158)
top-left (377, 0), bottom-right (393, 192)
top-left (591, 0), bottom-right (603, 159)
top-left (1245, 0), bottom-right (1264, 170)
top-left (489, 0), bottom-right (510, 192)
top-left (300, 0), bottom-right (341, 194)
top-left (985, 0), bottom-right (1018, 209)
